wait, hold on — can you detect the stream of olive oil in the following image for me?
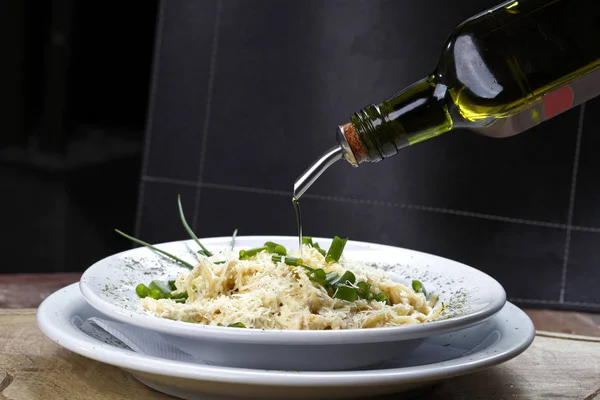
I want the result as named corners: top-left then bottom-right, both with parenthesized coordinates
top-left (292, 196), bottom-right (302, 252)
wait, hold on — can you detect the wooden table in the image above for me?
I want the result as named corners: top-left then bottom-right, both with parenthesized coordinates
top-left (2, 274), bottom-right (600, 399)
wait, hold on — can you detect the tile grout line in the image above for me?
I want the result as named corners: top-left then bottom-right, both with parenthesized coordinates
top-left (202, 181), bottom-right (291, 197)
top-left (570, 225), bottom-right (600, 233)
top-left (133, 0), bottom-right (167, 240)
top-left (142, 175), bottom-right (600, 234)
top-left (305, 192), bottom-right (568, 229)
top-left (192, 0), bottom-right (222, 232)
top-left (144, 176), bottom-right (198, 187)
top-left (559, 103), bottom-right (585, 303)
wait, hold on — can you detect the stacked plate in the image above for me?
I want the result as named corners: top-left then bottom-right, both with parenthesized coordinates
top-left (37, 236), bottom-right (535, 400)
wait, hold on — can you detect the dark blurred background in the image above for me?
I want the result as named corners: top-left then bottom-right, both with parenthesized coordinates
top-left (2, 0), bottom-right (600, 312)
top-left (1, 1), bottom-right (157, 273)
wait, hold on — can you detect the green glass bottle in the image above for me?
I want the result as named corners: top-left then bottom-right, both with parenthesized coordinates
top-left (294, 0), bottom-right (600, 199)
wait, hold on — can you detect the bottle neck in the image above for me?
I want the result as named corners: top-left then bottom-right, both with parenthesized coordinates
top-left (341, 76), bottom-right (454, 164)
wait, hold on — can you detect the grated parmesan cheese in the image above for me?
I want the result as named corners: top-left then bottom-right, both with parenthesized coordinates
top-left (140, 245), bottom-right (443, 330)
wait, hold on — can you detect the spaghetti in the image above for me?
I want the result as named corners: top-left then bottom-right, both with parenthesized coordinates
top-left (139, 244), bottom-right (444, 330)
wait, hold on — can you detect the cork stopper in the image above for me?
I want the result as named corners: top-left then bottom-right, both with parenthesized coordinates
top-left (341, 123), bottom-right (368, 164)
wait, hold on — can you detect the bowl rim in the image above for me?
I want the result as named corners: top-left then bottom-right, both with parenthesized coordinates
top-left (79, 235), bottom-right (507, 345)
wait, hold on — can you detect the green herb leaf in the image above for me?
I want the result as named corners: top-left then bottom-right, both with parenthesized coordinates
top-left (115, 229), bottom-right (196, 270)
top-left (136, 284), bottom-right (149, 298)
top-left (325, 272), bottom-right (339, 285)
top-left (300, 264), bottom-right (314, 272)
top-left (168, 280), bottom-right (177, 291)
top-left (264, 241), bottom-right (287, 256)
top-left (375, 292), bottom-right (390, 305)
top-left (412, 280), bottom-right (427, 296)
top-left (228, 322), bottom-right (246, 328)
top-left (325, 236), bottom-right (348, 263)
top-left (357, 281), bottom-right (371, 299)
top-left (301, 236), bottom-right (327, 256)
top-left (149, 280), bottom-right (172, 298)
top-left (271, 255), bottom-right (303, 266)
top-left (177, 195), bottom-right (212, 257)
top-left (239, 247), bottom-right (267, 260)
top-left (333, 285), bottom-right (359, 302)
top-left (313, 242), bottom-right (326, 256)
top-left (230, 229), bottom-right (238, 250)
top-left (170, 292), bottom-right (188, 300)
top-left (330, 270), bottom-right (355, 287)
top-left (339, 271), bottom-right (356, 285)
top-left (308, 268), bottom-right (328, 286)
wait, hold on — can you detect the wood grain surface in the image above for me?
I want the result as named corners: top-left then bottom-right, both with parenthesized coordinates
top-left (1, 309), bottom-right (600, 399)
top-left (0, 274), bottom-right (81, 309)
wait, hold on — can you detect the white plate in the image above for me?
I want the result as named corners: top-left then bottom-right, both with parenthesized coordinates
top-left (79, 236), bottom-right (506, 371)
top-left (38, 284), bottom-right (533, 400)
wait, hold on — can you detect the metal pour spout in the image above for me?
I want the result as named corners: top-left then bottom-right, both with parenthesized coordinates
top-left (293, 145), bottom-right (344, 200)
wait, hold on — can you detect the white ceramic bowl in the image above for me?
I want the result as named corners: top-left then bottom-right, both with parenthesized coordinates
top-left (79, 236), bottom-right (506, 371)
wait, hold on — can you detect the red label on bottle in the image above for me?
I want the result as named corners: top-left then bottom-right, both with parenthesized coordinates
top-left (542, 85), bottom-right (574, 119)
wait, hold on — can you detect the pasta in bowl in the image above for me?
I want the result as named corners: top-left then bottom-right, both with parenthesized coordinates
top-left (138, 240), bottom-right (444, 330)
top-left (80, 234), bottom-right (506, 371)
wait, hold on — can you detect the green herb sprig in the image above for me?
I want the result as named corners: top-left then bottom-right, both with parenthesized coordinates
top-left (272, 255), bottom-right (303, 266)
top-left (325, 236), bottom-right (348, 263)
top-left (177, 195), bottom-right (212, 257)
top-left (115, 229), bottom-right (196, 270)
top-left (230, 229), bottom-right (238, 250)
top-left (412, 280), bottom-right (427, 297)
top-left (302, 236), bottom-right (326, 256)
top-left (239, 247), bottom-right (267, 260)
top-left (135, 279), bottom-right (189, 302)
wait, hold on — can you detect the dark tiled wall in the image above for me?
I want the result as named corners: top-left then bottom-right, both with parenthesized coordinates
top-left (136, 0), bottom-right (600, 312)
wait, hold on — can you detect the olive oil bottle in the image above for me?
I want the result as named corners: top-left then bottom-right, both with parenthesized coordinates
top-left (294, 0), bottom-right (600, 199)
